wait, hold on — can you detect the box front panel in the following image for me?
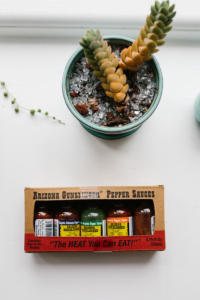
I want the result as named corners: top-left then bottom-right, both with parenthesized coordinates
top-left (25, 186), bottom-right (165, 252)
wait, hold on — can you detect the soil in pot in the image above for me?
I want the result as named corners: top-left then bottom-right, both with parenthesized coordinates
top-left (69, 45), bottom-right (156, 127)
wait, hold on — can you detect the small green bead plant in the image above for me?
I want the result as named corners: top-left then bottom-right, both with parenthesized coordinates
top-left (0, 82), bottom-right (65, 125)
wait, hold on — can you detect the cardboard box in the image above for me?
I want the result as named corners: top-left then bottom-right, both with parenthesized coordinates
top-left (25, 185), bottom-right (165, 252)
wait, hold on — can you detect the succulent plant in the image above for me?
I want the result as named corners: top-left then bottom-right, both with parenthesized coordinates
top-left (119, 0), bottom-right (176, 71)
top-left (80, 30), bottom-right (129, 102)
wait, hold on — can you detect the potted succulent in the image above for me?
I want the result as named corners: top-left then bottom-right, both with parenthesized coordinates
top-left (62, 0), bottom-right (176, 139)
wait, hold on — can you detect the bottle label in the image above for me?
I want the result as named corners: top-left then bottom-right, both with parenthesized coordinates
top-left (54, 220), bottom-right (80, 237)
top-left (107, 217), bottom-right (133, 236)
top-left (35, 219), bottom-right (53, 237)
top-left (151, 216), bottom-right (155, 235)
top-left (81, 220), bottom-right (106, 237)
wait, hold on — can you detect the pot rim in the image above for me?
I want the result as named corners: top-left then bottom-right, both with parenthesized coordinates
top-left (62, 35), bottom-right (163, 133)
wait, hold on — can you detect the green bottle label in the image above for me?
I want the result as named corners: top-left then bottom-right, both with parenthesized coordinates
top-left (81, 220), bottom-right (106, 237)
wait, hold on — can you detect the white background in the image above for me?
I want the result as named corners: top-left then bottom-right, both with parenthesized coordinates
top-left (0, 1), bottom-right (200, 299)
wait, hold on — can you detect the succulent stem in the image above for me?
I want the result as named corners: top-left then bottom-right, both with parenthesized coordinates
top-left (119, 0), bottom-right (176, 71)
top-left (80, 30), bottom-right (129, 103)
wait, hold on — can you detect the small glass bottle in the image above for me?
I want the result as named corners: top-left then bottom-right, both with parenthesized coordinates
top-left (107, 203), bottom-right (133, 236)
top-left (81, 206), bottom-right (106, 237)
top-left (54, 205), bottom-right (80, 237)
top-left (134, 201), bottom-right (155, 235)
top-left (34, 203), bottom-right (54, 237)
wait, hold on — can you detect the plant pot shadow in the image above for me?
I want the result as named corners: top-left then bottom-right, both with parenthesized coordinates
top-left (32, 250), bottom-right (156, 266)
top-left (98, 132), bottom-right (139, 150)
top-left (80, 122), bottom-right (141, 147)
top-left (194, 119), bottom-right (200, 140)
top-left (195, 119), bottom-right (200, 128)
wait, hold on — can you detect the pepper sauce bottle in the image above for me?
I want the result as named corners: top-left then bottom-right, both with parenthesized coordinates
top-left (81, 206), bottom-right (106, 237)
top-left (54, 205), bottom-right (80, 237)
top-left (134, 201), bottom-right (155, 235)
top-left (107, 203), bottom-right (133, 236)
top-left (34, 203), bottom-right (54, 237)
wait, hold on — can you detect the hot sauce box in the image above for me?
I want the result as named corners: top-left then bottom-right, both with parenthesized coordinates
top-left (24, 185), bottom-right (165, 252)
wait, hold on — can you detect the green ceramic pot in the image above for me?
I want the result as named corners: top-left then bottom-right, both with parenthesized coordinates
top-left (62, 36), bottom-right (163, 139)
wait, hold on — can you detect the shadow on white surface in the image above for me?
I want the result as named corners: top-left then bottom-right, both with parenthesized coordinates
top-left (194, 119), bottom-right (200, 129)
top-left (80, 125), bottom-right (142, 148)
top-left (32, 250), bottom-right (156, 265)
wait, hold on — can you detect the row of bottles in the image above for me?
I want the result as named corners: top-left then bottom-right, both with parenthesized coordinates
top-left (34, 201), bottom-right (155, 237)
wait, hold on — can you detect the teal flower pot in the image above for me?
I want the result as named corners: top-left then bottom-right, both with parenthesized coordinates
top-left (62, 36), bottom-right (163, 139)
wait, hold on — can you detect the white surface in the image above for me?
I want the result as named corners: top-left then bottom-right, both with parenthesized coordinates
top-left (0, 0), bottom-right (200, 42)
top-left (0, 0), bottom-right (200, 36)
top-left (0, 0), bottom-right (199, 24)
top-left (1, 0), bottom-right (200, 299)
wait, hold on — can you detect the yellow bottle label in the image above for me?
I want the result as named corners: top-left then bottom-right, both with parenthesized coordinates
top-left (107, 217), bottom-right (132, 236)
top-left (60, 224), bottom-right (80, 237)
top-left (54, 220), bottom-right (80, 237)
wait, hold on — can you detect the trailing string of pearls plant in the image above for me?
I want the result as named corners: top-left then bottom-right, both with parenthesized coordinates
top-left (0, 81), bottom-right (65, 125)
